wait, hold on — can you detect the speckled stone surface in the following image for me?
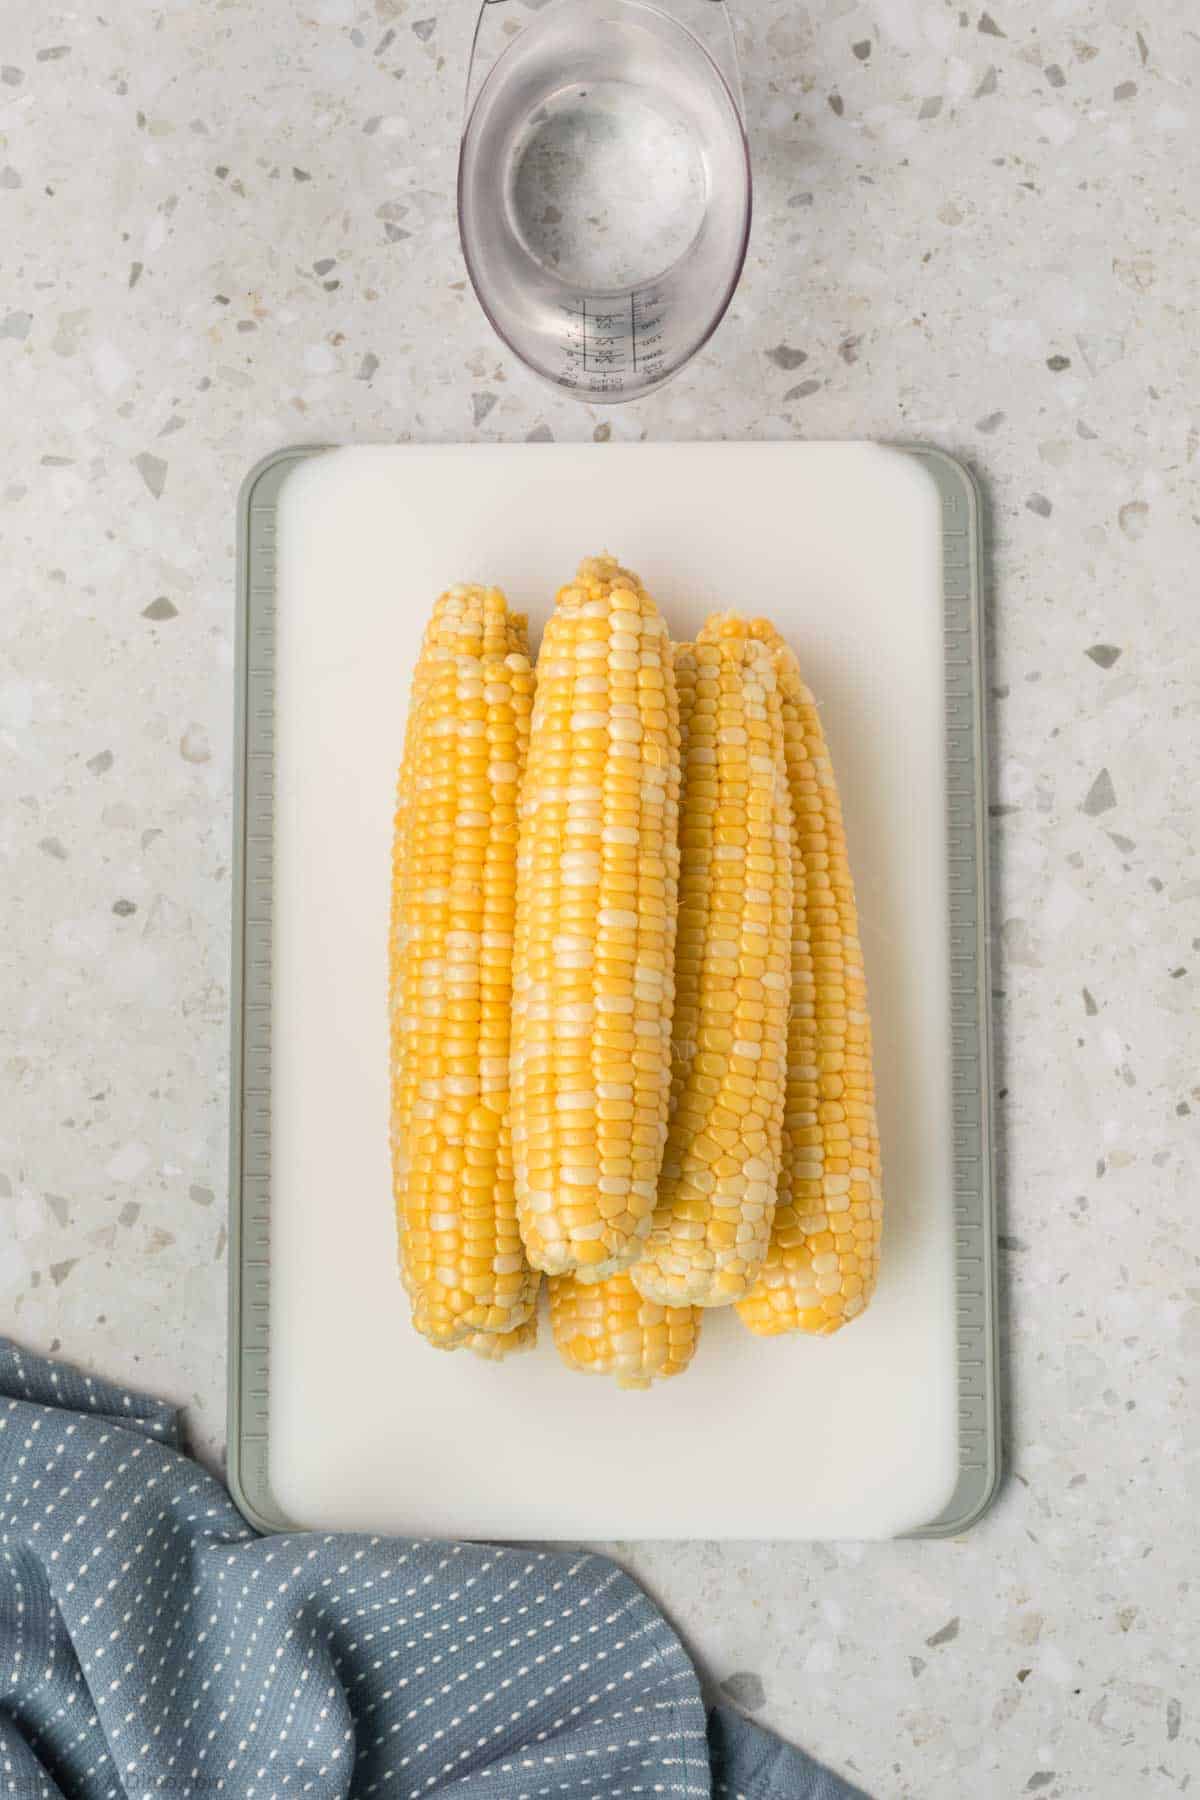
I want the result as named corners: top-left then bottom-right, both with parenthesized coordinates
top-left (2, 3), bottom-right (1196, 1796)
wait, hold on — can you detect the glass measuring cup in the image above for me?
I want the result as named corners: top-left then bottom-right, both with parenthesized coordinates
top-left (458, 0), bottom-right (751, 403)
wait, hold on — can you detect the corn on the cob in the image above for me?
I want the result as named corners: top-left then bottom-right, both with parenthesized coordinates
top-left (549, 1272), bottom-right (700, 1388)
top-left (389, 615), bottom-right (443, 1174)
top-left (731, 618), bottom-right (883, 1336)
top-left (389, 585), bottom-right (540, 1344)
top-left (389, 616), bottom-right (531, 1294)
top-left (632, 633), bottom-right (793, 1308)
top-left (510, 556), bottom-right (681, 1281)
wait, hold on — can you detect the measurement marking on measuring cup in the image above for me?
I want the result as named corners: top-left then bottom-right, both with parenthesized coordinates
top-left (558, 289), bottom-right (668, 395)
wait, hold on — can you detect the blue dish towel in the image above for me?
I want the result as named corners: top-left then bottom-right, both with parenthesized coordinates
top-left (0, 1341), bottom-right (867, 1800)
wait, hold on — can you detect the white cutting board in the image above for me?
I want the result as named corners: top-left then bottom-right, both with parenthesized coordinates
top-left (268, 442), bottom-right (958, 1540)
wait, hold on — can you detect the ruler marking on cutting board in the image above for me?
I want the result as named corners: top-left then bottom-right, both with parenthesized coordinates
top-left (228, 442), bottom-right (998, 1542)
top-left (932, 449), bottom-right (998, 1538)
top-left (230, 451), bottom-right (296, 1481)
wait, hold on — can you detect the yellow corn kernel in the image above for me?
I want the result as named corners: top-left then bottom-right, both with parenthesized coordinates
top-left (426, 1314), bottom-right (538, 1361)
top-left (726, 616), bottom-right (884, 1338)
top-left (511, 557), bottom-right (681, 1281)
top-left (668, 645), bottom-right (703, 1123)
top-left (466, 1316), bottom-right (538, 1361)
top-left (632, 633), bottom-right (792, 1308)
top-left (390, 585), bottom-right (540, 1345)
top-left (549, 1271), bottom-right (700, 1388)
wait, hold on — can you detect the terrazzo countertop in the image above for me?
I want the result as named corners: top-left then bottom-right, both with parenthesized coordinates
top-left (3, 2), bottom-right (1196, 1795)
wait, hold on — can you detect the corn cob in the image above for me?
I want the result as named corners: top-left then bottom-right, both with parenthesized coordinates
top-left (388, 610), bottom-right (530, 1289)
top-left (730, 618), bottom-right (883, 1336)
top-left (389, 616), bottom-right (443, 1172)
top-left (389, 585), bottom-right (540, 1344)
top-left (549, 1272), bottom-right (700, 1388)
top-left (510, 556), bottom-right (682, 1281)
top-left (631, 632), bottom-right (792, 1307)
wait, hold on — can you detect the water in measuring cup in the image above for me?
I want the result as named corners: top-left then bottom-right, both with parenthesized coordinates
top-left (509, 80), bottom-right (707, 291)
top-left (459, 0), bottom-right (750, 399)
top-left (501, 72), bottom-right (710, 394)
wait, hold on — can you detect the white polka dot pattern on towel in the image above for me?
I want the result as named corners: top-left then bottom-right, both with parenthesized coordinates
top-left (0, 1343), bottom-right (864, 1800)
top-left (0, 1341), bottom-right (710, 1800)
